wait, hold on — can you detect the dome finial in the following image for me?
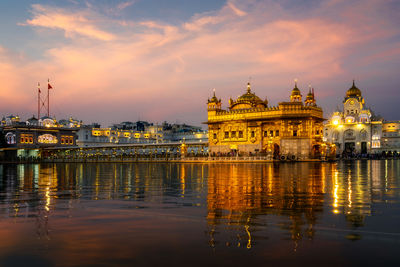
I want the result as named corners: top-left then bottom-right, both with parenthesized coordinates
top-left (352, 79), bottom-right (355, 87)
top-left (213, 88), bottom-right (216, 97)
top-left (294, 78), bottom-right (298, 88)
top-left (247, 82), bottom-right (251, 93)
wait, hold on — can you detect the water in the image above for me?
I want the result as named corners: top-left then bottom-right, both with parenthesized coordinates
top-left (0, 161), bottom-right (399, 266)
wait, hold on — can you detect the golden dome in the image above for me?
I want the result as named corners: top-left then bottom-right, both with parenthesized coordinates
top-left (208, 89), bottom-right (220, 103)
top-left (291, 82), bottom-right (301, 97)
top-left (306, 89), bottom-right (313, 100)
top-left (230, 82), bottom-right (267, 109)
top-left (346, 80), bottom-right (362, 97)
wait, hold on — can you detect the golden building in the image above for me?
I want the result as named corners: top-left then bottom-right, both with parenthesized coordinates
top-left (206, 82), bottom-right (325, 159)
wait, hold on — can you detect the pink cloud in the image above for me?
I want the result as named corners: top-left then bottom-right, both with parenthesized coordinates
top-left (1, 0), bottom-right (399, 125)
top-left (23, 4), bottom-right (115, 41)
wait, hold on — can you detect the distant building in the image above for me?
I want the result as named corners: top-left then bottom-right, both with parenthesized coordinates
top-left (76, 121), bottom-right (207, 147)
top-left (58, 117), bottom-right (82, 128)
top-left (323, 81), bottom-right (384, 156)
top-left (205, 82), bottom-right (325, 159)
top-left (381, 121), bottom-right (400, 155)
top-left (1, 115), bottom-right (22, 126)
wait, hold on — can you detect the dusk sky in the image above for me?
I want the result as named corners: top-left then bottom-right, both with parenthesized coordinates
top-left (1, 0), bottom-right (399, 127)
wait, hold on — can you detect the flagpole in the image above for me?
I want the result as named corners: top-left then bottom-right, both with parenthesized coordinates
top-left (47, 78), bottom-right (50, 117)
top-left (38, 82), bottom-right (41, 120)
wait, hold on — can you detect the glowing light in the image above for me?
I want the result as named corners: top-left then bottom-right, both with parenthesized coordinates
top-left (333, 120), bottom-right (339, 125)
top-left (38, 134), bottom-right (58, 144)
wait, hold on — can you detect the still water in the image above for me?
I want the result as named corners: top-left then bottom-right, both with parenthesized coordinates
top-left (0, 161), bottom-right (399, 266)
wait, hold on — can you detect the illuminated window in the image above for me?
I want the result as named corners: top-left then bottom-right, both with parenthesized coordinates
top-left (224, 131), bottom-right (229, 139)
top-left (231, 131), bottom-right (236, 138)
top-left (270, 130), bottom-right (274, 137)
top-left (264, 131), bottom-right (268, 137)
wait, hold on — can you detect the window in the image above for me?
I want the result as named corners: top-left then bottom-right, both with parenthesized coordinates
top-left (251, 131), bottom-right (255, 138)
top-left (224, 131), bottom-right (229, 139)
top-left (293, 130), bottom-right (297, 137)
top-left (85, 134), bottom-right (88, 140)
top-left (275, 130), bottom-right (279, 137)
top-left (231, 131), bottom-right (236, 138)
top-left (316, 130), bottom-right (319, 135)
top-left (239, 131), bottom-right (243, 138)
top-left (213, 133), bottom-right (217, 139)
top-left (270, 130), bottom-right (274, 137)
top-left (264, 131), bottom-right (268, 137)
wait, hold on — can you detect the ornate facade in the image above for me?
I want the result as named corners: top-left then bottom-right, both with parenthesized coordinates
top-left (206, 82), bottom-right (325, 159)
top-left (323, 81), bottom-right (382, 155)
top-left (324, 81), bottom-right (400, 156)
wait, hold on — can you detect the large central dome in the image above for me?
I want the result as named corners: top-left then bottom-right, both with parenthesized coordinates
top-left (230, 83), bottom-right (268, 110)
top-left (346, 80), bottom-right (362, 97)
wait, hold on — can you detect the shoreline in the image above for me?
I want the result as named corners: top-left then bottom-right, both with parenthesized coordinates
top-left (2, 157), bottom-right (398, 164)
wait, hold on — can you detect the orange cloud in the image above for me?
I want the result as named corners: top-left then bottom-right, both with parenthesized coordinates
top-left (1, 0), bottom-right (399, 125)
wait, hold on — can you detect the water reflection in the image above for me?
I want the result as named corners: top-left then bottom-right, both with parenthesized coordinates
top-left (0, 161), bottom-right (399, 266)
top-left (207, 163), bottom-right (326, 248)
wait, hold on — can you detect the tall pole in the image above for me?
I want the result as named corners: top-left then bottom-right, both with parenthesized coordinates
top-left (38, 82), bottom-right (40, 119)
top-left (47, 79), bottom-right (50, 117)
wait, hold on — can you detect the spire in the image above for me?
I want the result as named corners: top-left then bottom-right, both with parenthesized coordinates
top-left (308, 84), bottom-right (311, 94)
top-left (247, 82), bottom-right (251, 93)
top-left (213, 88), bottom-right (216, 97)
top-left (352, 79), bottom-right (355, 87)
top-left (294, 78), bottom-right (298, 88)
top-left (312, 88), bottom-right (314, 97)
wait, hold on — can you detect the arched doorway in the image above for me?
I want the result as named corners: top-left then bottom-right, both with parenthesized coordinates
top-left (273, 143), bottom-right (280, 159)
top-left (313, 145), bottom-right (321, 158)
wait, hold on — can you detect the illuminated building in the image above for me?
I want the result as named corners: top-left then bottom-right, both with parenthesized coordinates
top-left (76, 121), bottom-right (207, 147)
top-left (1, 125), bottom-right (77, 160)
top-left (323, 81), bottom-right (388, 155)
top-left (381, 121), bottom-right (400, 155)
top-left (206, 82), bottom-right (325, 159)
top-left (1, 115), bottom-right (21, 126)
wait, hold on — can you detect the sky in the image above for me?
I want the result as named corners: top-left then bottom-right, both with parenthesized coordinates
top-left (0, 0), bottom-right (400, 127)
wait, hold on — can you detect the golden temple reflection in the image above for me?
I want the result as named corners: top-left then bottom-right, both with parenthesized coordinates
top-left (207, 163), bottom-right (326, 247)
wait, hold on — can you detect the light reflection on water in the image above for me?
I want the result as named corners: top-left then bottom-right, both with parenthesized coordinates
top-left (0, 161), bottom-right (399, 266)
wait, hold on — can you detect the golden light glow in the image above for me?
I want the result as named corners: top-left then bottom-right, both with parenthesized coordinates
top-left (38, 134), bottom-right (58, 144)
top-left (333, 120), bottom-right (339, 125)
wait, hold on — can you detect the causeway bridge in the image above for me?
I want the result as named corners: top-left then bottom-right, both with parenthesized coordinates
top-left (41, 141), bottom-right (209, 162)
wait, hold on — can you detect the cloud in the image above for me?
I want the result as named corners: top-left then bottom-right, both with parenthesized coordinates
top-left (2, 0), bottom-right (400, 125)
top-left (117, 1), bottom-right (136, 10)
top-left (23, 4), bottom-right (115, 41)
top-left (227, 1), bottom-right (247, 17)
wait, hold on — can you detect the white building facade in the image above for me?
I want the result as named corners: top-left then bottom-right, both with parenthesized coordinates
top-left (323, 81), bottom-right (383, 156)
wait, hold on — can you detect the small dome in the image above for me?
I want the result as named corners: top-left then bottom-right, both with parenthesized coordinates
top-left (291, 83), bottom-right (301, 97)
top-left (208, 89), bottom-right (220, 103)
top-left (346, 80), bottom-right (362, 97)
